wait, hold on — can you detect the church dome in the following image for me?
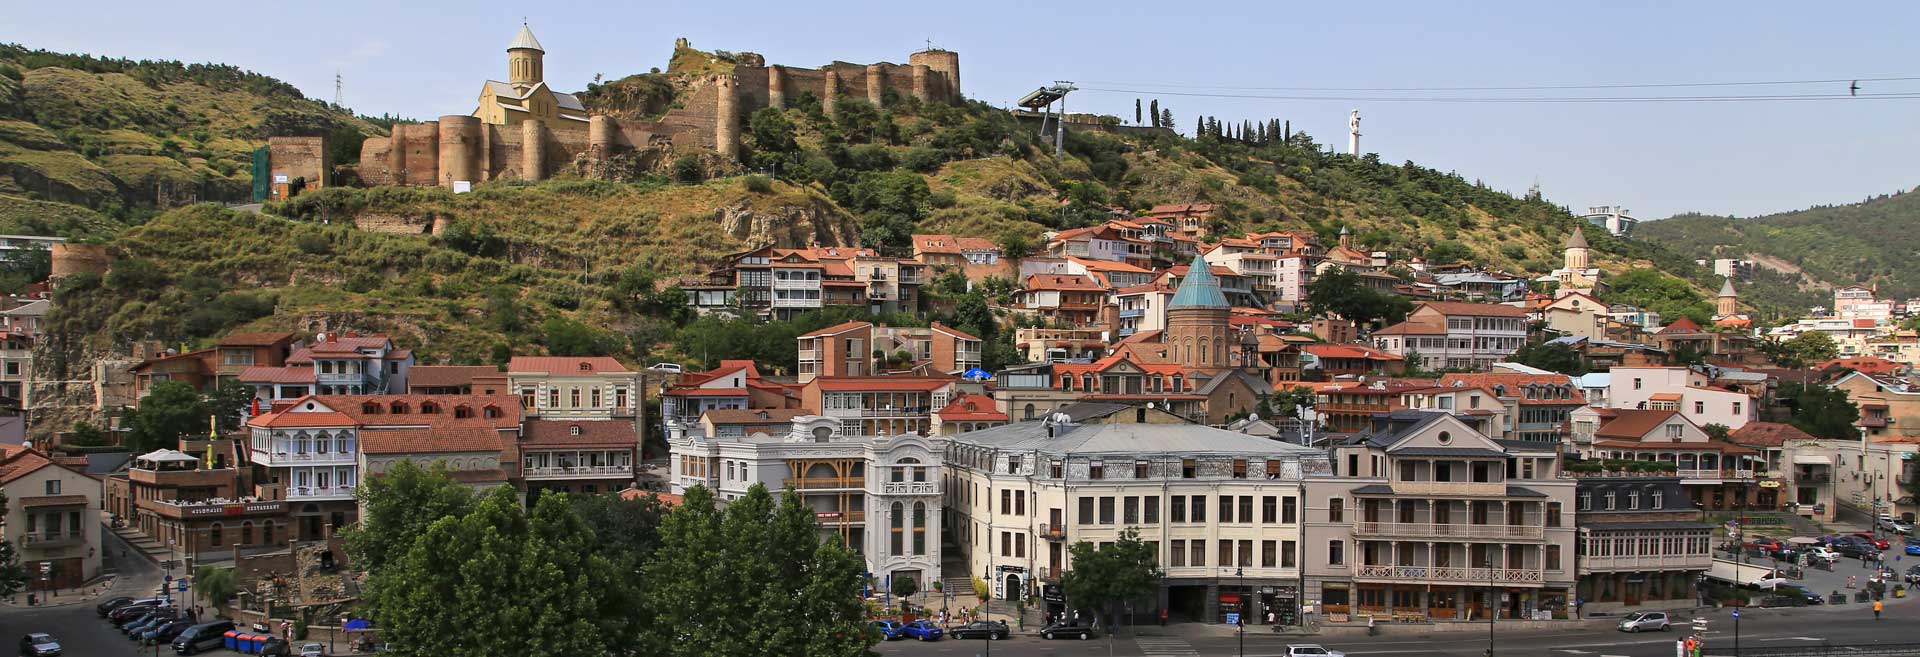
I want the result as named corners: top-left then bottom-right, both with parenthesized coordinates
top-left (508, 24), bottom-right (545, 52)
top-left (1170, 255), bottom-right (1230, 309)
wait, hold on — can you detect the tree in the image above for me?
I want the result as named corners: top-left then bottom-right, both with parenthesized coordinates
top-left (1160, 108), bottom-right (1173, 130)
top-left (540, 316), bottom-right (623, 357)
top-left (891, 575), bottom-right (918, 600)
top-left (1771, 331), bottom-right (1839, 369)
top-left (1133, 99), bottom-right (1142, 125)
top-left (1149, 100), bottom-right (1160, 128)
top-left (1778, 382), bottom-right (1860, 440)
top-left (122, 380), bottom-right (210, 454)
top-left (1702, 423), bottom-right (1732, 442)
top-left (1510, 341), bottom-right (1589, 376)
top-left (0, 492), bottom-right (24, 597)
top-left (996, 231), bottom-right (1033, 260)
top-left (194, 565), bottom-right (238, 608)
top-left (1060, 527), bottom-right (1162, 628)
top-left (343, 460), bottom-right (474, 574)
top-left (569, 491), bottom-right (668, 570)
top-left (210, 380), bottom-right (256, 432)
top-left (1266, 385), bottom-right (1317, 419)
top-left (1303, 267), bottom-right (1413, 331)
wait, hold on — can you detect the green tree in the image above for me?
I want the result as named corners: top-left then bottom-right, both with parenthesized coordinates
top-left (997, 231), bottom-right (1033, 260)
top-left (194, 565), bottom-right (238, 608)
top-left (210, 380), bottom-right (257, 432)
top-left (0, 492), bottom-right (24, 597)
top-left (1160, 108), bottom-right (1172, 130)
top-left (540, 316), bottom-right (623, 357)
top-left (1265, 385), bottom-right (1317, 419)
top-left (640, 485), bottom-right (731, 657)
top-left (1702, 423), bottom-right (1732, 442)
top-left (343, 460), bottom-right (474, 574)
top-left (569, 492), bottom-right (668, 570)
top-left (1304, 267), bottom-right (1413, 331)
top-left (1060, 527), bottom-right (1162, 627)
top-left (1778, 382), bottom-right (1860, 440)
top-left (1510, 341), bottom-right (1589, 376)
top-left (1133, 98), bottom-right (1142, 125)
top-left (121, 380), bottom-right (210, 453)
top-left (1149, 100), bottom-right (1160, 128)
top-left (1774, 331), bottom-right (1840, 369)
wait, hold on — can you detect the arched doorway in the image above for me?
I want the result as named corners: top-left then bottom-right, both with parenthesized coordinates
top-left (1004, 573), bottom-right (1022, 601)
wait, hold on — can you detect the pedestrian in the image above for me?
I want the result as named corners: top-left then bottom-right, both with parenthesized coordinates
top-left (1875, 599), bottom-right (1884, 620)
top-left (1267, 610), bottom-right (1276, 625)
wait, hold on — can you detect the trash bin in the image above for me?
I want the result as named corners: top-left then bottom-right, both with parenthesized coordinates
top-left (224, 630), bottom-right (240, 651)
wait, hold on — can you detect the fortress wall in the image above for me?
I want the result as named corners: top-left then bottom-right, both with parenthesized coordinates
top-left (266, 136), bottom-right (330, 189)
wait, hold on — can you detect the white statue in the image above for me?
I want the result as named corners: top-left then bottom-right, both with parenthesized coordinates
top-left (1347, 109), bottom-right (1362, 156)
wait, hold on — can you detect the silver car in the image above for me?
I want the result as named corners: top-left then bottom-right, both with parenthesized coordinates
top-left (1286, 645), bottom-right (1345, 657)
top-left (1617, 611), bottom-right (1670, 632)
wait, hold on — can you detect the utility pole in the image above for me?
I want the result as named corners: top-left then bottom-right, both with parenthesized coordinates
top-left (334, 69), bottom-right (344, 108)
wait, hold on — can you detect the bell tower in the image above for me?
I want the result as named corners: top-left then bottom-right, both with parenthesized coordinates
top-left (507, 23), bottom-right (546, 89)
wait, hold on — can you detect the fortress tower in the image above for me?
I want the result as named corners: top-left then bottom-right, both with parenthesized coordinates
top-left (1166, 255), bottom-right (1232, 370)
top-left (507, 23), bottom-right (545, 89)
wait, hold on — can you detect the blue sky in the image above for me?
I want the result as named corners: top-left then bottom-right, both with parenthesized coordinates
top-left (11, 0), bottom-right (1918, 219)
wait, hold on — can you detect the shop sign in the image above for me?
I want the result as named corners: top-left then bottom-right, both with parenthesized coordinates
top-left (188, 502), bottom-right (284, 516)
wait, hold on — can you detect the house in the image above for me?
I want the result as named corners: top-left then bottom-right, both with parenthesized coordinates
top-left (930, 393), bottom-right (1008, 435)
top-left (1571, 476), bottom-right (1712, 612)
top-left (1727, 422), bottom-right (1833, 522)
top-left (1607, 366), bottom-right (1758, 430)
top-left (911, 234), bottom-right (1001, 268)
top-left (1372, 302), bottom-right (1530, 371)
top-left (1, 445), bottom-right (102, 588)
top-left (799, 375), bottom-right (960, 438)
top-left (1540, 293), bottom-right (1610, 341)
top-left (1302, 344), bottom-right (1404, 379)
top-left (795, 321), bottom-right (983, 383)
top-left (1570, 408), bottom-right (1770, 512)
top-left (1139, 202), bottom-right (1216, 237)
top-left (1830, 371), bottom-right (1920, 438)
top-left (663, 360), bottom-right (795, 425)
top-left (1436, 373), bottom-right (1586, 444)
top-left (1651, 318), bottom-right (1761, 366)
top-left (1019, 274), bottom-right (1108, 328)
top-left (1044, 224), bottom-right (1149, 268)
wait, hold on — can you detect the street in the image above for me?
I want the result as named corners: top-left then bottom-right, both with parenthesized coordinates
top-left (872, 601), bottom-right (1919, 656)
top-left (0, 528), bottom-right (253, 657)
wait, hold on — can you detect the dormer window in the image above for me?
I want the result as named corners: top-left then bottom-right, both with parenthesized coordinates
top-left (578, 362), bottom-right (592, 372)
top-left (390, 401), bottom-right (410, 414)
top-left (483, 405), bottom-right (501, 419)
top-left (453, 405), bottom-right (472, 419)
top-left (569, 425), bottom-right (582, 436)
top-left (420, 401), bottom-right (440, 414)
top-left (361, 402), bottom-right (380, 414)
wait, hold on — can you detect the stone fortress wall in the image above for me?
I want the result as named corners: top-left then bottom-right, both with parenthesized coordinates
top-left (347, 40), bottom-right (961, 189)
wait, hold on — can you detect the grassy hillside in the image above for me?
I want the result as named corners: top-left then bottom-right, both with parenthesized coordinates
top-left (0, 44), bottom-right (386, 226)
top-left (1638, 187), bottom-right (1920, 309)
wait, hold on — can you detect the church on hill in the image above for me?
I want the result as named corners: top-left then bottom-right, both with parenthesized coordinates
top-left (473, 24), bottom-right (591, 128)
top-left (1545, 226), bottom-right (1605, 297)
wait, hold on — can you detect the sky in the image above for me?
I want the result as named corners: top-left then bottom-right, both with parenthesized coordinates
top-left (9, 0), bottom-right (1919, 220)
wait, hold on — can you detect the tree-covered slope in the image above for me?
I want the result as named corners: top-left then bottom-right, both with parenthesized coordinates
top-left (1639, 187), bottom-right (1920, 302)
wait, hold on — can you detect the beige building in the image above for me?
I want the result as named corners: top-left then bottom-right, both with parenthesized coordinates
top-left (1305, 411), bottom-right (1578, 623)
top-left (945, 404), bottom-right (1328, 624)
top-left (1, 446), bottom-right (102, 590)
top-left (474, 24), bottom-right (591, 128)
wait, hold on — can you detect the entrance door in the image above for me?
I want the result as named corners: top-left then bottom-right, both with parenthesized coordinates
top-left (1624, 577), bottom-right (1642, 606)
top-left (1004, 574), bottom-right (1022, 601)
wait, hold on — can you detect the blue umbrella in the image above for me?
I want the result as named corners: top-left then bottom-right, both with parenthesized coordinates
top-left (343, 619), bottom-right (372, 631)
top-left (962, 368), bottom-right (993, 380)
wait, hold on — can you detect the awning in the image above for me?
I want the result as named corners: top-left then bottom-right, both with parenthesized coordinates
top-left (1792, 454), bottom-right (1832, 466)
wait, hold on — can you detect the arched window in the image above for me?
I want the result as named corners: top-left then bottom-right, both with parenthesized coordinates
top-left (453, 405), bottom-right (472, 419)
top-left (912, 502), bottom-right (927, 555)
top-left (420, 401), bottom-right (440, 414)
top-left (890, 502), bottom-right (905, 556)
top-left (389, 401), bottom-right (409, 414)
top-left (1172, 374), bottom-right (1184, 391)
top-left (263, 521), bottom-right (275, 545)
top-left (241, 521), bottom-right (255, 545)
top-left (1081, 373), bottom-right (1095, 392)
top-left (1061, 375), bottom-right (1073, 391)
top-left (1023, 404), bottom-right (1036, 421)
top-left (210, 523), bottom-right (224, 546)
top-left (1215, 341), bottom-right (1224, 365)
top-left (1199, 337), bottom-right (1209, 364)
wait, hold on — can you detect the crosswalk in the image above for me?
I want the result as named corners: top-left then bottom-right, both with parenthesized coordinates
top-left (1135, 636), bottom-right (1199, 656)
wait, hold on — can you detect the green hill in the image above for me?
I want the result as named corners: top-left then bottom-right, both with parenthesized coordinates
top-left (0, 44), bottom-right (385, 226)
top-left (1637, 187), bottom-right (1920, 312)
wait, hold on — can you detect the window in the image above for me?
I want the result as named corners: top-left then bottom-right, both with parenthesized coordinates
top-left (914, 503), bottom-right (927, 555)
top-left (1135, 460), bottom-right (1150, 479)
top-left (1546, 545), bottom-right (1562, 571)
top-left (1604, 493), bottom-right (1616, 510)
top-left (1652, 491), bottom-right (1664, 509)
top-left (1124, 496), bottom-right (1140, 524)
top-left (1001, 531), bottom-right (1012, 557)
top-left (1218, 540), bottom-right (1233, 567)
top-left (1579, 492), bottom-right (1592, 511)
top-left (1050, 460), bottom-right (1063, 478)
top-left (1282, 540), bottom-right (1297, 568)
top-left (1547, 502), bottom-right (1562, 528)
top-left (1171, 540), bottom-right (1187, 567)
top-left (1238, 539), bottom-right (1253, 567)
top-left (1015, 490), bottom-right (1026, 516)
top-left (1262, 496), bottom-right (1278, 524)
top-left (1219, 496), bottom-right (1234, 523)
top-left (1262, 540), bottom-right (1277, 567)
top-left (1190, 540), bottom-right (1206, 567)
top-left (1078, 497), bottom-right (1095, 525)
top-left (43, 479), bottom-right (59, 495)
top-left (1238, 496), bottom-right (1254, 524)
top-left (1628, 491), bottom-right (1640, 510)
top-left (1099, 497), bottom-right (1115, 524)
top-left (1009, 456), bottom-right (1022, 474)
top-left (1733, 401), bottom-right (1743, 415)
top-left (1329, 498), bottom-right (1343, 522)
top-left (569, 425), bottom-right (582, 437)
top-left (1001, 490), bottom-right (1012, 515)
top-left (1191, 495), bottom-right (1207, 523)
top-left (1328, 540), bottom-right (1345, 566)
top-left (1232, 459), bottom-right (1247, 479)
top-left (1090, 460), bottom-right (1105, 480)
top-left (1694, 401), bottom-right (1705, 415)
top-left (1181, 459), bottom-right (1196, 478)
top-left (1143, 496), bottom-right (1160, 524)
top-left (1282, 497), bottom-right (1298, 524)
top-left (1633, 378), bottom-right (1642, 390)
top-left (1170, 495), bottom-right (1187, 523)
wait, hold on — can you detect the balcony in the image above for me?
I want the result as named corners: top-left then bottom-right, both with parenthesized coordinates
top-left (251, 449), bottom-right (356, 467)
top-left (1578, 553), bottom-right (1712, 573)
top-left (792, 478), bottom-right (866, 490)
top-left (1119, 308), bottom-right (1144, 319)
top-left (815, 510), bottom-right (865, 524)
top-left (315, 372), bottom-right (365, 386)
top-left (880, 481), bottom-right (938, 495)
top-left (1387, 481), bottom-right (1507, 496)
top-left (21, 531), bottom-right (84, 549)
top-left (1041, 523), bottom-right (1066, 541)
top-left (130, 467), bottom-right (236, 487)
top-left (524, 464), bottom-right (634, 480)
top-left (772, 297), bottom-right (824, 309)
top-left (1674, 468), bottom-right (1756, 481)
top-left (1353, 521), bottom-right (1545, 541)
top-left (773, 278), bottom-right (822, 290)
top-left (798, 350), bottom-right (819, 362)
top-left (287, 485), bottom-right (356, 501)
top-left (1796, 471), bottom-right (1832, 483)
top-left (898, 272), bottom-right (922, 284)
top-left (861, 407), bottom-right (929, 418)
top-left (1038, 566), bottom-right (1061, 581)
top-left (1354, 564), bottom-right (1544, 585)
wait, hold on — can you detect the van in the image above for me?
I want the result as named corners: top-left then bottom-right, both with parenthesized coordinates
top-left (172, 621), bottom-right (234, 655)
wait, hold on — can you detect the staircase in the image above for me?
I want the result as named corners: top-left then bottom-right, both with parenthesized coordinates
top-left (943, 576), bottom-right (975, 598)
top-left (109, 523), bottom-right (172, 563)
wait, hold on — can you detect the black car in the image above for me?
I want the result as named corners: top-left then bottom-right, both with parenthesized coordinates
top-left (259, 637), bottom-right (291, 657)
top-left (107, 598), bottom-right (164, 622)
top-left (950, 620), bottom-right (1010, 640)
top-left (1040, 619), bottom-right (1096, 640)
top-left (148, 621), bottom-right (195, 645)
top-left (173, 620), bottom-right (234, 655)
top-left (1834, 540), bottom-right (1875, 559)
top-left (95, 596), bottom-right (136, 617)
top-left (19, 633), bottom-right (62, 657)
top-left (118, 609), bottom-right (165, 630)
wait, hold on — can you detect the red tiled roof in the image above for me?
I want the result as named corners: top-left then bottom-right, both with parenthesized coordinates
top-left (1593, 408), bottom-right (1684, 439)
top-left (1658, 317), bottom-right (1703, 333)
top-left (1436, 373), bottom-right (1587, 405)
top-left (1023, 274), bottom-right (1105, 291)
top-left (668, 387), bottom-right (749, 397)
top-left (1303, 344), bottom-right (1399, 361)
top-left (237, 366), bottom-right (316, 384)
top-left (1728, 422), bottom-right (1817, 447)
top-left (1815, 357), bottom-right (1901, 375)
top-left (931, 322), bottom-right (980, 341)
top-left (936, 393), bottom-right (1007, 421)
top-left (0, 449), bottom-right (54, 484)
top-left (248, 411), bottom-right (355, 428)
top-left (507, 356), bottom-right (631, 374)
top-left (408, 365), bottom-right (504, 388)
top-left (799, 320), bottom-right (872, 338)
top-left (1373, 319), bottom-right (1446, 336)
top-left (521, 419), bottom-right (637, 448)
top-left (359, 427), bottom-right (507, 454)
top-left (620, 489), bottom-right (684, 507)
top-left (1415, 301), bottom-right (1530, 318)
top-left (306, 336), bottom-right (393, 353)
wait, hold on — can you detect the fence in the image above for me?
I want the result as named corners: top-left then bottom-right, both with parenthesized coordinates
top-left (1727, 643), bottom-right (1920, 656)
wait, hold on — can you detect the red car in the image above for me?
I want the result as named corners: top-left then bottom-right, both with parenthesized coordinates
top-left (1743, 537), bottom-right (1785, 552)
top-left (1853, 532), bottom-right (1892, 550)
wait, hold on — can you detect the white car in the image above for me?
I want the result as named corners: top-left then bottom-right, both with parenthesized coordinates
top-left (647, 363), bottom-right (683, 374)
top-left (1286, 645), bottom-right (1345, 657)
top-left (1807, 546), bottom-right (1839, 564)
top-left (299, 644), bottom-right (325, 657)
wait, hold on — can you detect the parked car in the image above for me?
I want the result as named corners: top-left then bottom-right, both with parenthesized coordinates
top-left (1852, 532), bottom-right (1891, 550)
top-left (1906, 564), bottom-right (1920, 584)
top-left (647, 363), bottom-right (683, 374)
top-left (901, 620), bottom-right (943, 641)
top-left (172, 620), bottom-right (235, 655)
top-left (259, 637), bottom-right (291, 657)
top-left (949, 621), bottom-right (1010, 640)
top-left (1764, 585), bottom-right (1824, 607)
top-left (1807, 546), bottom-right (1840, 563)
top-left (1877, 515), bottom-right (1914, 534)
top-left (299, 642), bottom-right (325, 657)
top-left (119, 609), bottom-right (168, 631)
top-left (138, 620), bottom-right (189, 645)
top-left (868, 620), bottom-right (905, 641)
top-left (127, 613), bottom-right (175, 638)
top-left (95, 596), bottom-right (136, 617)
top-left (1742, 537), bottom-right (1784, 553)
top-left (1041, 619), bottom-right (1097, 640)
top-left (18, 633), bottom-right (62, 657)
top-left (107, 599), bottom-right (164, 622)
top-left (1834, 540), bottom-right (1875, 558)
top-left (1617, 611), bottom-right (1671, 632)
top-left (149, 621), bottom-right (194, 645)
top-left (1285, 646), bottom-right (1346, 657)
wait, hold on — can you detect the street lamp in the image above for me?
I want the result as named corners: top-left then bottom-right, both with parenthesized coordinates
top-left (1484, 558), bottom-right (1497, 657)
top-left (1236, 567), bottom-right (1246, 657)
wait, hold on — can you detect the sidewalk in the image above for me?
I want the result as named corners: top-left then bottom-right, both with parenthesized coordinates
top-left (0, 523), bottom-right (161, 611)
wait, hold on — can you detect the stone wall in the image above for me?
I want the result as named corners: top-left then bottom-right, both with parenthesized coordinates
top-left (49, 242), bottom-right (108, 280)
top-left (266, 136), bottom-right (330, 195)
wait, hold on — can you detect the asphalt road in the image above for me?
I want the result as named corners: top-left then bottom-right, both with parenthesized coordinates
top-left (872, 601), bottom-right (1918, 657)
top-left (0, 529), bottom-right (256, 657)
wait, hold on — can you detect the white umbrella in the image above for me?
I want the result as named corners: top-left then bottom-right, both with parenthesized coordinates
top-left (1788, 537), bottom-right (1820, 545)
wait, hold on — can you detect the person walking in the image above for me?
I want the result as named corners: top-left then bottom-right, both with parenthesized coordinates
top-left (1875, 599), bottom-right (1884, 620)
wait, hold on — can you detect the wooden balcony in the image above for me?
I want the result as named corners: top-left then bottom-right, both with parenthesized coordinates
top-left (1387, 481), bottom-right (1507, 496)
top-left (1354, 564), bottom-right (1544, 585)
top-left (792, 478), bottom-right (865, 490)
top-left (814, 510), bottom-right (865, 524)
top-left (1353, 521), bottom-right (1544, 541)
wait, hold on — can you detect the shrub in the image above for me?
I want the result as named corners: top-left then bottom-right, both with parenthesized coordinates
top-left (743, 175), bottom-right (773, 194)
top-left (671, 156), bottom-right (704, 183)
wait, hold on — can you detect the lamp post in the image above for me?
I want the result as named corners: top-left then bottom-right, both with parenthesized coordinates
top-left (1236, 567), bottom-right (1246, 657)
top-left (1485, 557), bottom-right (1497, 657)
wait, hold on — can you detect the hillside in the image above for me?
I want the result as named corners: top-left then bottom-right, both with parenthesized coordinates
top-left (1638, 187), bottom-right (1920, 309)
top-left (0, 44), bottom-right (385, 227)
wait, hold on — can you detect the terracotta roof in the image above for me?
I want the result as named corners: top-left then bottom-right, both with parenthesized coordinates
top-left (1373, 319), bottom-right (1446, 336)
top-left (935, 393), bottom-right (1007, 421)
top-left (668, 387), bottom-right (749, 397)
top-left (1435, 373), bottom-right (1587, 405)
top-left (306, 336), bottom-right (393, 353)
top-left (1816, 357), bottom-right (1901, 375)
top-left (1648, 393), bottom-right (1684, 401)
top-left (408, 365), bottom-right (504, 388)
top-left (931, 322), bottom-right (980, 341)
top-left (248, 411), bottom-right (356, 428)
top-left (1728, 422), bottom-right (1816, 447)
top-left (1303, 344), bottom-right (1399, 360)
top-left (1658, 317), bottom-right (1703, 333)
top-left (1590, 438), bottom-right (1756, 454)
top-left (1593, 408), bottom-right (1684, 440)
top-left (1142, 202), bottom-right (1214, 215)
top-left (807, 376), bottom-right (955, 392)
top-left (1024, 274), bottom-right (1105, 292)
top-left (0, 449), bottom-right (54, 484)
top-left (237, 366), bottom-right (316, 384)
top-left (1415, 301), bottom-right (1530, 318)
top-left (701, 408), bottom-right (811, 425)
top-left (620, 489), bottom-right (684, 507)
top-left (359, 427), bottom-right (506, 454)
top-left (508, 356), bottom-right (632, 374)
top-left (799, 320), bottom-right (872, 338)
top-left (521, 419), bottom-right (637, 448)
top-left (218, 332), bottom-right (295, 347)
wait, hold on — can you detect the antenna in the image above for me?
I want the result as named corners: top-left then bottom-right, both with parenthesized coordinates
top-left (333, 69), bottom-right (345, 108)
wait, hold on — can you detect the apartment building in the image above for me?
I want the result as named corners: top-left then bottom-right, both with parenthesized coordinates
top-left (1830, 371), bottom-right (1920, 438)
top-left (796, 321), bottom-right (983, 383)
top-left (1834, 285), bottom-right (1891, 322)
top-left (1014, 327), bottom-right (1110, 363)
top-left (1139, 202), bottom-right (1215, 237)
top-left (1607, 366), bottom-right (1758, 430)
top-left (1372, 302), bottom-right (1530, 371)
top-left (1019, 274), bottom-right (1108, 328)
top-left (1571, 476), bottom-right (1714, 612)
top-left (1300, 344), bottom-right (1402, 379)
top-left (506, 357), bottom-right (641, 492)
top-left (2, 446), bottom-right (101, 588)
top-left (944, 404), bottom-right (1327, 624)
top-left (1568, 408), bottom-right (1770, 512)
top-left (0, 298), bottom-right (45, 406)
top-left (1306, 411), bottom-right (1578, 623)
top-left (666, 414), bottom-right (944, 597)
top-left (110, 445), bottom-right (278, 563)
top-left (799, 375), bottom-right (959, 438)
top-left (990, 363), bottom-right (1083, 424)
top-left (1045, 224), bottom-right (1150, 268)
top-left (1115, 281), bottom-right (1174, 339)
top-left (1436, 373), bottom-right (1585, 444)
top-left (1202, 241), bottom-right (1280, 301)
top-left (912, 234), bottom-right (1001, 267)
top-left (661, 360), bottom-right (795, 425)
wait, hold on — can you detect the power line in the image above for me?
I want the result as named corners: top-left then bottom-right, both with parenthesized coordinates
top-left (1076, 87), bottom-right (1920, 104)
top-left (1073, 75), bottom-right (1920, 93)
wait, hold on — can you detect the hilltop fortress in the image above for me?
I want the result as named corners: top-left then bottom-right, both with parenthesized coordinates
top-left (341, 27), bottom-right (961, 189)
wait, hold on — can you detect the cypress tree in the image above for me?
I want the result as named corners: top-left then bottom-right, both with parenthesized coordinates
top-left (1134, 98), bottom-right (1142, 125)
top-left (1195, 116), bottom-right (1203, 136)
top-left (1150, 99), bottom-right (1161, 127)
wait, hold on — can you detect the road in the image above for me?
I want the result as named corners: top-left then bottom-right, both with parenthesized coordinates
top-left (873, 601), bottom-right (1917, 656)
top-left (0, 529), bottom-right (254, 657)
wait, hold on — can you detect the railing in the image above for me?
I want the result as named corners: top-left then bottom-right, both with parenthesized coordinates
top-left (1353, 521), bottom-right (1544, 540)
top-left (287, 485), bottom-right (356, 500)
top-left (773, 278), bottom-right (821, 290)
top-left (1119, 308), bottom-right (1144, 318)
top-left (1355, 564), bottom-right (1543, 583)
top-left (1388, 481), bottom-right (1507, 496)
top-left (814, 510), bottom-right (865, 524)
top-left (315, 372), bottom-right (363, 384)
top-left (880, 481), bottom-right (938, 495)
top-left (797, 350), bottom-right (818, 361)
top-left (21, 531), bottom-right (83, 548)
top-left (861, 408), bottom-right (928, 418)
top-left (1041, 523), bottom-right (1065, 540)
top-left (772, 297), bottom-right (824, 308)
top-left (524, 464), bottom-right (634, 479)
top-left (1579, 553), bottom-right (1712, 572)
top-left (898, 272), bottom-right (922, 284)
top-left (1117, 327), bottom-right (1136, 337)
top-left (1675, 468), bottom-right (1758, 480)
top-left (255, 450), bottom-right (357, 465)
top-left (1039, 567), bottom-right (1061, 581)
top-left (792, 478), bottom-right (865, 490)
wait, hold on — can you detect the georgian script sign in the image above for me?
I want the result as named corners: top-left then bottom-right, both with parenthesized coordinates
top-left (187, 502), bottom-right (285, 517)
